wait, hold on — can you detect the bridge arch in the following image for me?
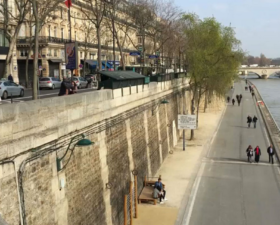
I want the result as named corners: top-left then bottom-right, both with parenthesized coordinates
top-left (239, 67), bottom-right (280, 78)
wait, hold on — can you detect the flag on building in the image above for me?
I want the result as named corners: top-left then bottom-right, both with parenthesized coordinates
top-left (65, 0), bottom-right (72, 8)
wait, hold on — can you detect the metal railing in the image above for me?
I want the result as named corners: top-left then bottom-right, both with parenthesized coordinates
top-left (16, 36), bottom-right (133, 53)
top-left (249, 81), bottom-right (280, 161)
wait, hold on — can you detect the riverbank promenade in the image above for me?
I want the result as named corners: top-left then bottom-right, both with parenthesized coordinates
top-left (134, 81), bottom-right (280, 225)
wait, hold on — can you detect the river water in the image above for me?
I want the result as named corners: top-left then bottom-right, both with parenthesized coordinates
top-left (243, 74), bottom-right (280, 128)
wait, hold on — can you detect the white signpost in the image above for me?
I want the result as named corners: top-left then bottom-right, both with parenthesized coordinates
top-left (178, 114), bottom-right (197, 151)
top-left (178, 115), bottom-right (197, 130)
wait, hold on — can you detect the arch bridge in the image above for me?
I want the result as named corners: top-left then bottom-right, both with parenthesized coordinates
top-left (239, 67), bottom-right (280, 79)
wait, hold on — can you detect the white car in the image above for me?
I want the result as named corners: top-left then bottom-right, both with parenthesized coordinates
top-left (0, 81), bottom-right (25, 99)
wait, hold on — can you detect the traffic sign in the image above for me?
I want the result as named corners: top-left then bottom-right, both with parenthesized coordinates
top-left (178, 115), bottom-right (197, 129)
top-left (138, 46), bottom-right (143, 52)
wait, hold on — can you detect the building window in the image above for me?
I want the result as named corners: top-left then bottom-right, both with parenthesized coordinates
top-left (80, 51), bottom-right (83, 58)
top-left (0, 30), bottom-right (9, 47)
top-left (54, 49), bottom-right (58, 57)
top-left (60, 7), bottom-right (63, 18)
top-left (54, 26), bottom-right (57, 37)
top-left (48, 49), bottom-right (52, 56)
top-left (61, 28), bottom-right (64, 39)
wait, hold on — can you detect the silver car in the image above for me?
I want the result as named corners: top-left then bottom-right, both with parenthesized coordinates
top-left (73, 76), bottom-right (88, 89)
top-left (0, 81), bottom-right (25, 99)
top-left (39, 77), bottom-right (61, 90)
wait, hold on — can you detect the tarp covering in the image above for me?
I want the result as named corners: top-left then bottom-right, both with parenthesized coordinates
top-left (99, 71), bottom-right (146, 80)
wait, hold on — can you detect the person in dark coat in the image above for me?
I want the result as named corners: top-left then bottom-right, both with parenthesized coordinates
top-left (267, 144), bottom-right (275, 164)
top-left (251, 91), bottom-right (255, 98)
top-left (239, 94), bottom-right (242, 100)
top-left (8, 74), bottom-right (14, 82)
top-left (237, 98), bottom-right (241, 106)
top-left (254, 146), bottom-right (261, 163)
top-left (232, 98), bottom-right (235, 105)
top-left (247, 115), bottom-right (252, 128)
top-left (245, 79), bottom-right (248, 84)
top-left (227, 96), bottom-right (230, 103)
top-left (236, 95), bottom-right (240, 101)
top-left (249, 85), bottom-right (252, 93)
top-left (246, 145), bottom-right (253, 163)
top-left (253, 116), bottom-right (258, 128)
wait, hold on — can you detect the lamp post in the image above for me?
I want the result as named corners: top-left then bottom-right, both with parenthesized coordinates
top-left (56, 134), bottom-right (93, 171)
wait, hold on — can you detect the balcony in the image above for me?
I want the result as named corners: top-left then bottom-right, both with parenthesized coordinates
top-left (16, 36), bottom-right (133, 53)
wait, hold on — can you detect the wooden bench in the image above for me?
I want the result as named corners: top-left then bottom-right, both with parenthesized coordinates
top-left (144, 176), bottom-right (165, 188)
top-left (138, 186), bottom-right (157, 205)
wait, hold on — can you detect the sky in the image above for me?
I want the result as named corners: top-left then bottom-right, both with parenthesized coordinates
top-left (174, 0), bottom-right (280, 58)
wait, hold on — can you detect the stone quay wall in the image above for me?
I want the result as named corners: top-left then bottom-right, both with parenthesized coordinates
top-left (0, 78), bottom-right (189, 225)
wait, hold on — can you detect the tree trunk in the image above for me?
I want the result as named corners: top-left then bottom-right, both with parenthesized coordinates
top-left (32, 0), bottom-right (39, 100)
top-left (25, 44), bottom-right (33, 88)
top-left (190, 86), bottom-right (197, 140)
top-left (97, 25), bottom-right (102, 72)
top-left (83, 51), bottom-right (87, 77)
top-left (112, 17), bottom-right (116, 71)
top-left (115, 35), bottom-right (125, 71)
top-left (3, 32), bottom-right (19, 78)
top-left (204, 91), bottom-right (208, 113)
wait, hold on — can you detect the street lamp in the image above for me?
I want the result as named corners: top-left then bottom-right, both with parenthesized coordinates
top-left (152, 99), bottom-right (169, 115)
top-left (56, 134), bottom-right (93, 171)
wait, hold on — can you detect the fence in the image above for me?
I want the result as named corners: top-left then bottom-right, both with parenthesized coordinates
top-left (123, 175), bottom-right (138, 225)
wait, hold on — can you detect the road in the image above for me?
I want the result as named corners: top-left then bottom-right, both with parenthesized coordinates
top-left (183, 81), bottom-right (280, 225)
top-left (0, 87), bottom-right (97, 105)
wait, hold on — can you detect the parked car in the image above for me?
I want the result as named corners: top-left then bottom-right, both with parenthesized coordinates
top-left (73, 76), bottom-right (88, 89)
top-left (39, 77), bottom-right (61, 90)
top-left (0, 81), bottom-right (24, 99)
top-left (84, 74), bottom-right (97, 82)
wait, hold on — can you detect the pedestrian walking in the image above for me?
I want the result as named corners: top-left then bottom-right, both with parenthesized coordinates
top-left (254, 146), bottom-right (261, 163)
top-left (232, 98), bottom-right (235, 105)
top-left (249, 85), bottom-right (252, 93)
top-left (236, 95), bottom-right (240, 101)
top-left (267, 144), bottom-right (275, 164)
top-left (58, 76), bottom-right (70, 96)
top-left (245, 86), bottom-right (248, 91)
top-left (246, 145), bottom-right (253, 163)
top-left (247, 115), bottom-right (252, 128)
top-left (253, 116), bottom-right (258, 128)
top-left (245, 79), bottom-right (248, 85)
top-left (237, 99), bottom-right (241, 106)
top-left (239, 94), bottom-right (242, 100)
top-left (251, 91), bottom-right (255, 98)
top-left (227, 96), bottom-right (230, 103)
top-left (8, 74), bottom-right (14, 82)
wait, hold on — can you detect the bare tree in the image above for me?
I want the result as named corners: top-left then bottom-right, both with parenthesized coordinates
top-left (0, 0), bottom-right (30, 79)
top-left (30, 0), bottom-right (64, 99)
top-left (79, 23), bottom-right (96, 76)
top-left (78, 0), bottom-right (107, 73)
top-left (105, 0), bottom-right (135, 70)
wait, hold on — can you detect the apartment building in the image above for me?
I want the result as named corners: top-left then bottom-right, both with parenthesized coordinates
top-left (0, 0), bottom-right (163, 85)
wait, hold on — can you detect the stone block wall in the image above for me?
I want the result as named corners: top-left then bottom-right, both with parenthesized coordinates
top-left (130, 113), bottom-right (148, 195)
top-left (22, 155), bottom-right (55, 225)
top-left (0, 79), bottom-right (189, 225)
top-left (65, 133), bottom-right (106, 225)
top-left (0, 163), bottom-right (19, 225)
top-left (105, 122), bottom-right (131, 225)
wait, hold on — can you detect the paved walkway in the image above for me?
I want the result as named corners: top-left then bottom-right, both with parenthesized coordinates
top-left (133, 81), bottom-right (280, 225)
top-left (133, 91), bottom-right (226, 225)
top-left (182, 81), bottom-right (280, 225)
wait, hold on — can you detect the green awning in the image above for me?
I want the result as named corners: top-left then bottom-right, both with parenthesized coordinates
top-left (99, 71), bottom-right (145, 80)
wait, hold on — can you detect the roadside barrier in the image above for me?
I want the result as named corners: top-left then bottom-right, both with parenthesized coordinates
top-left (249, 81), bottom-right (280, 162)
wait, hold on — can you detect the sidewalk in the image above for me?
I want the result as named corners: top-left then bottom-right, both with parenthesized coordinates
top-left (133, 97), bottom-right (226, 225)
